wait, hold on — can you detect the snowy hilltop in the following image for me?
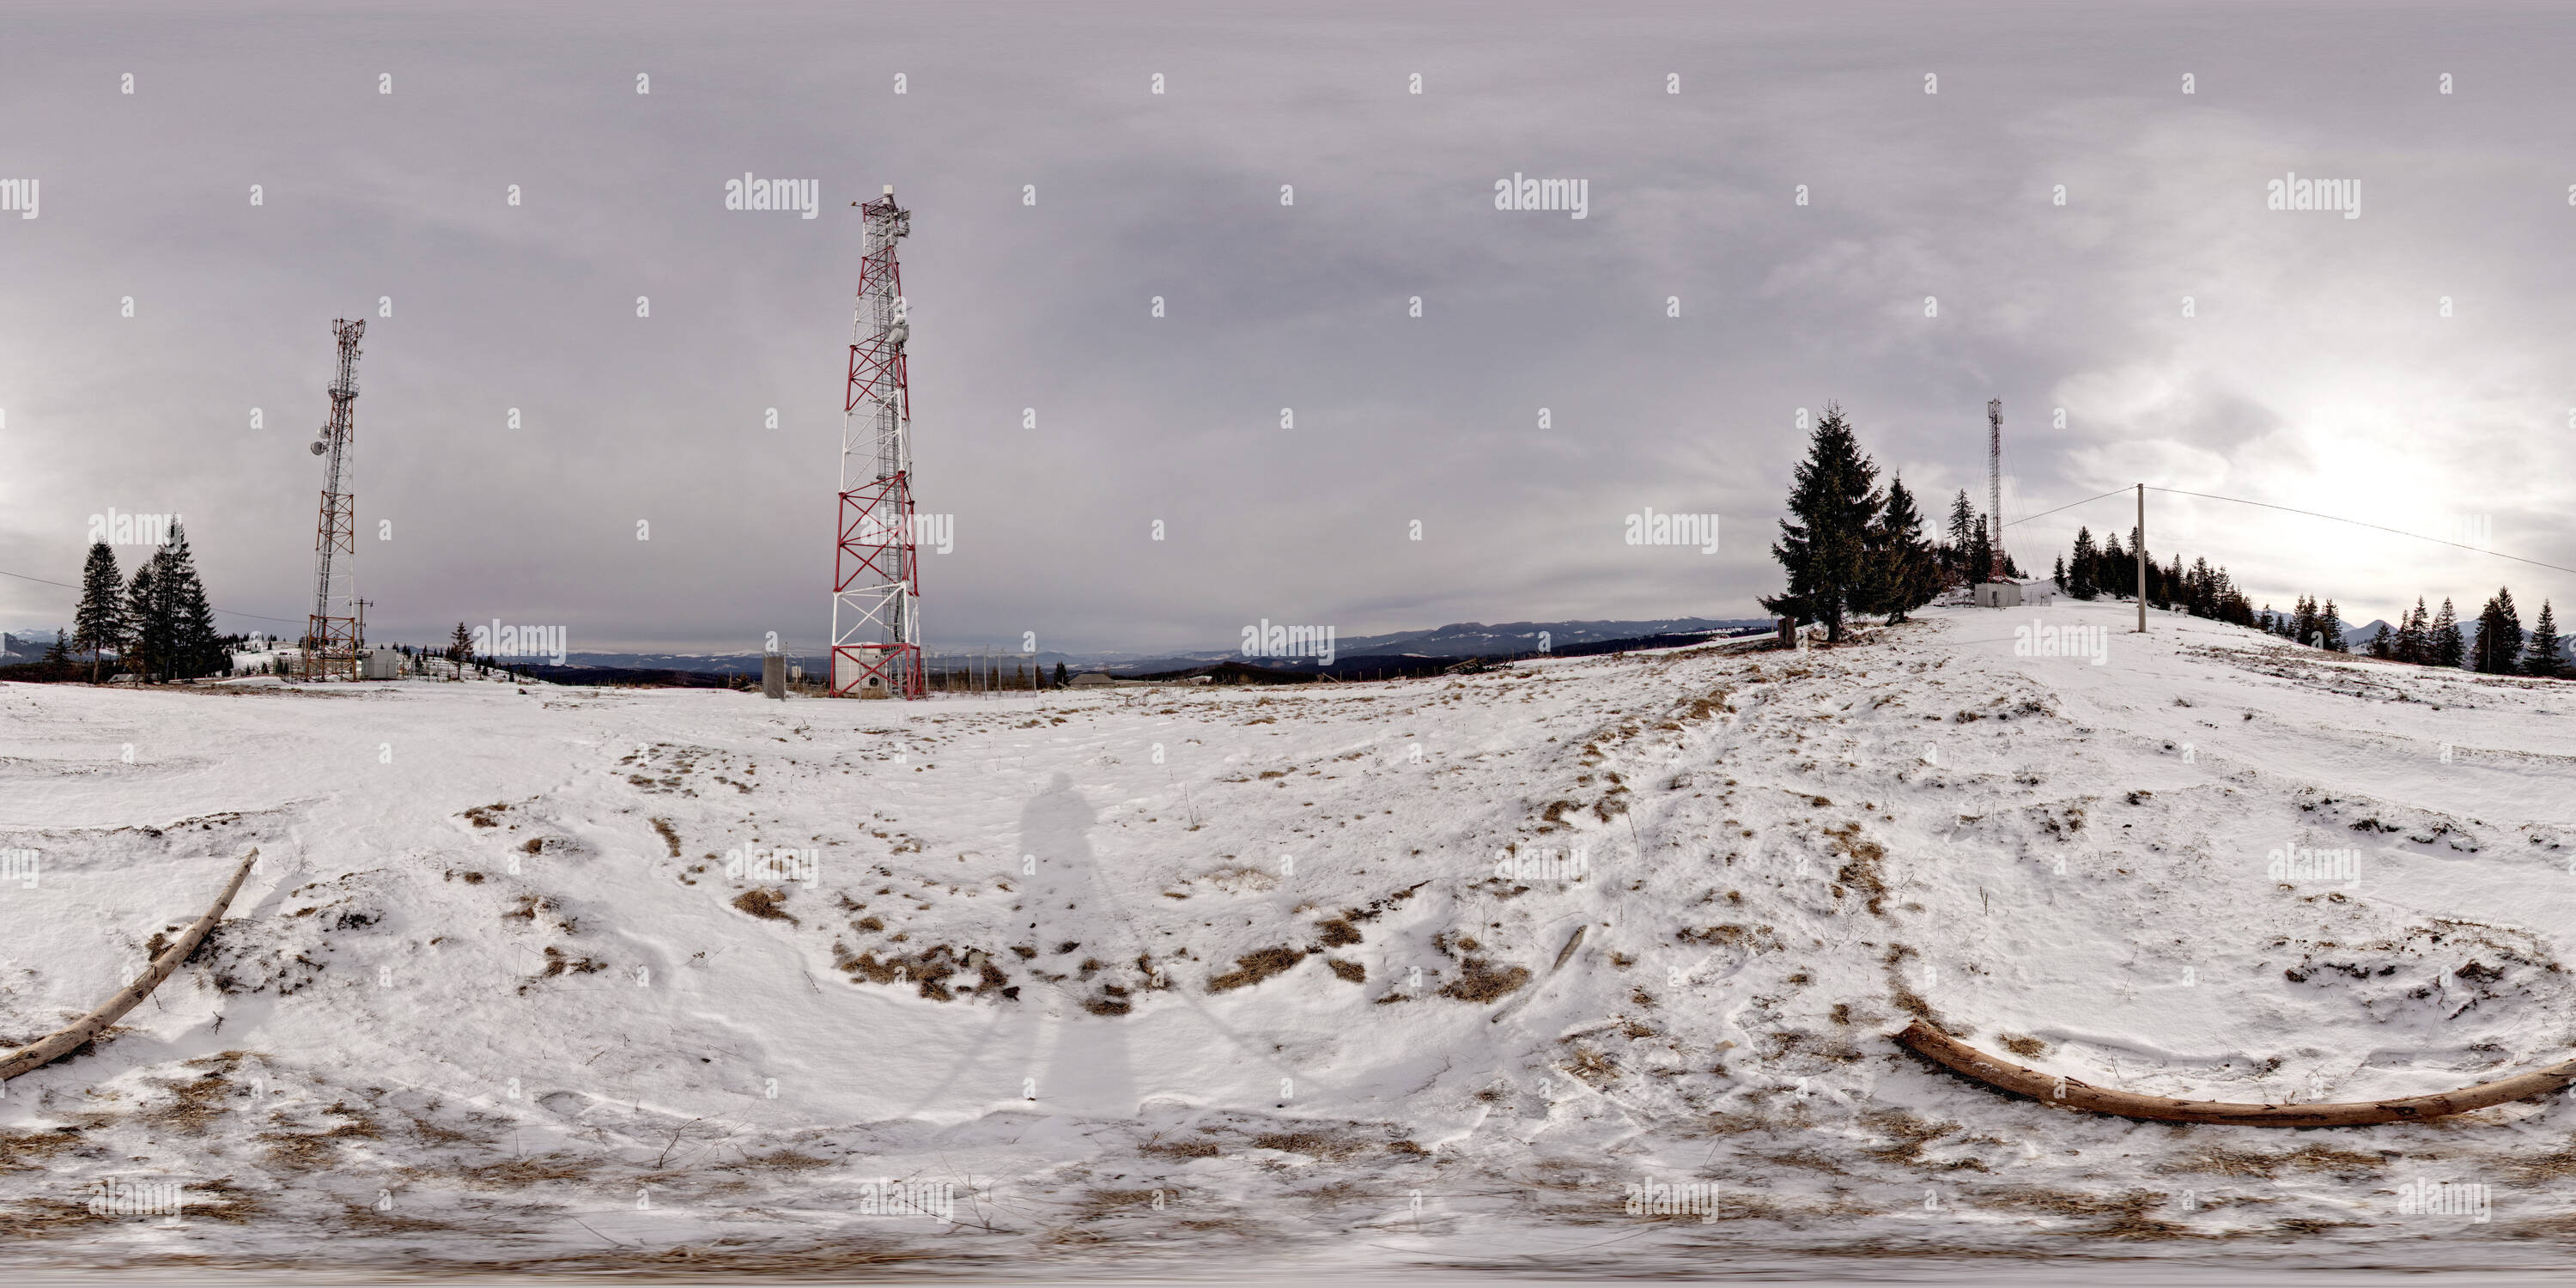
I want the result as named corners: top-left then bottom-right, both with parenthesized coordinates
top-left (3, 596), bottom-right (2573, 1273)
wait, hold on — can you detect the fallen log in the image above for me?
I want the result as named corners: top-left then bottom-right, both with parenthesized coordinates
top-left (1893, 1018), bottom-right (2576, 1127)
top-left (0, 849), bottom-right (260, 1083)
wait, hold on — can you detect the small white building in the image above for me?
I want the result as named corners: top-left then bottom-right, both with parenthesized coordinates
top-left (1976, 580), bottom-right (2059, 609)
top-left (362, 647), bottom-right (401, 679)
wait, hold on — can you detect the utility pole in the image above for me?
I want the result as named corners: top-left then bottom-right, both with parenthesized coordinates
top-left (2135, 483), bottom-right (2147, 633)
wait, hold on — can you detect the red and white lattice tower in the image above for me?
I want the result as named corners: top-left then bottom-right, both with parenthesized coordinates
top-left (302, 319), bottom-right (365, 681)
top-left (831, 185), bottom-right (922, 697)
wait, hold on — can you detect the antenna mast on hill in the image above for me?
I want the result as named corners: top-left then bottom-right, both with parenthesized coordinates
top-left (830, 185), bottom-right (924, 698)
top-left (1986, 398), bottom-right (2006, 582)
top-left (301, 319), bottom-right (364, 681)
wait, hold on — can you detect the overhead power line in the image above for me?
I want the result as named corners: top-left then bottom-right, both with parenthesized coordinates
top-left (0, 568), bottom-right (78, 592)
top-left (2143, 487), bottom-right (2576, 579)
top-left (0, 565), bottom-right (305, 624)
top-left (2001, 486), bottom-right (2134, 530)
top-left (1998, 483), bottom-right (2576, 579)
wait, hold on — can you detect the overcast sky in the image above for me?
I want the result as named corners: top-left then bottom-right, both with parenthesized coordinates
top-left (4, 1), bottom-right (2573, 654)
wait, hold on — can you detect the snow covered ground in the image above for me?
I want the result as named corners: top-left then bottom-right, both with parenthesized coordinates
top-left (4, 598), bottom-right (2575, 1275)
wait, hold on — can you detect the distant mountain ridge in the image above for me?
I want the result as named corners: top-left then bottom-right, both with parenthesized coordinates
top-left (1315, 618), bottom-right (1773, 659)
top-left (546, 618), bottom-right (1777, 675)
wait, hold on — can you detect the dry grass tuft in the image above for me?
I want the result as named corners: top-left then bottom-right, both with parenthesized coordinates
top-left (738, 1149), bottom-right (834, 1170)
top-left (143, 1054), bottom-right (246, 1134)
top-left (1437, 957), bottom-right (1530, 1003)
top-left (1207, 945), bottom-right (1307, 993)
top-left (429, 1151), bottom-right (605, 1190)
top-left (1823, 821), bottom-right (1889, 914)
top-left (1859, 1108), bottom-right (1959, 1163)
top-left (1250, 1130), bottom-right (1368, 1161)
top-left (2161, 1143), bottom-right (2388, 1180)
top-left (1141, 1135), bottom-right (1220, 1159)
top-left (732, 887), bottom-right (796, 923)
top-left (2502, 1135), bottom-right (2576, 1184)
top-left (0, 1127), bottom-right (83, 1173)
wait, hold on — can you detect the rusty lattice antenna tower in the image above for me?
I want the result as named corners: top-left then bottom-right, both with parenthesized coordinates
top-left (831, 185), bottom-right (923, 697)
top-left (302, 319), bottom-right (364, 681)
top-left (1985, 397), bottom-right (2006, 582)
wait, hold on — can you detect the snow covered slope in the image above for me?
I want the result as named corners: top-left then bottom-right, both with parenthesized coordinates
top-left (3, 598), bottom-right (2573, 1273)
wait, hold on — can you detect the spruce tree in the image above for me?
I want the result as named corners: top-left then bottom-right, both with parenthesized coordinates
top-left (2051, 555), bottom-right (2067, 591)
top-left (1860, 474), bottom-right (1938, 624)
top-left (2101, 532), bottom-right (2129, 598)
top-left (1761, 404), bottom-right (1884, 642)
top-left (450, 623), bottom-right (474, 680)
top-left (125, 556), bottom-right (168, 682)
top-left (1943, 490), bottom-right (1977, 585)
top-left (2369, 624), bottom-right (2394, 658)
top-left (2213, 568), bottom-right (2255, 626)
top-left (2396, 598), bottom-right (2428, 665)
top-left (2067, 527), bottom-right (2098, 599)
top-left (2433, 598), bottom-right (2466, 668)
top-left (2473, 587), bottom-right (2523, 674)
top-left (2319, 599), bottom-right (2346, 652)
top-left (2525, 600), bottom-right (2567, 677)
top-left (73, 541), bottom-right (124, 683)
top-left (156, 524), bottom-right (222, 680)
top-left (44, 629), bottom-right (72, 665)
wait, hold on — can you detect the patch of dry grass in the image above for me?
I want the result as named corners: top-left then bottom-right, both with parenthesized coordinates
top-left (736, 1149), bottom-right (833, 1170)
top-left (1140, 1135), bottom-right (1220, 1159)
top-left (1207, 946), bottom-right (1306, 993)
top-left (142, 1053), bottom-right (247, 1134)
top-left (0, 1125), bottom-right (87, 1173)
top-left (426, 1151), bottom-right (605, 1190)
top-left (1437, 957), bottom-right (1529, 1003)
top-left (732, 887), bottom-right (796, 923)
top-left (2160, 1143), bottom-right (2389, 1180)
top-left (1858, 1108), bottom-right (1959, 1164)
top-left (1250, 1130), bottom-right (1369, 1161)
top-left (2502, 1134), bottom-right (2576, 1184)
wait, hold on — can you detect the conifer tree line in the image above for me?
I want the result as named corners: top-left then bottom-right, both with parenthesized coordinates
top-left (2253, 594), bottom-right (2351, 653)
top-left (1764, 404), bottom-right (2005, 642)
top-left (2051, 524), bottom-right (2570, 678)
top-left (71, 528), bottom-right (229, 683)
top-left (2360, 590), bottom-right (2567, 677)
top-left (2050, 523), bottom-right (2260, 625)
